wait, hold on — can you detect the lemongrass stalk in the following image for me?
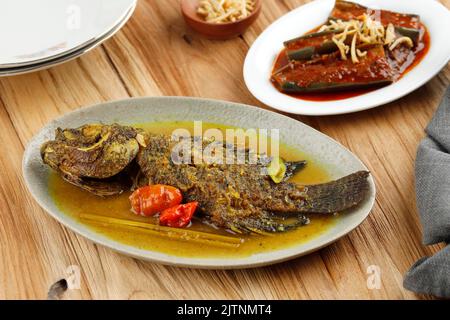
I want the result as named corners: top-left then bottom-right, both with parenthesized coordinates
top-left (80, 214), bottom-right (243, 248)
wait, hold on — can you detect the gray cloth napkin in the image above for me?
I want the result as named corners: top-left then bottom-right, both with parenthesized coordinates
top-left (403, 87), bottom-right (450, 298)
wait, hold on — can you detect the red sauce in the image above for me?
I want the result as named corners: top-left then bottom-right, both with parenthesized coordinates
top-left (272, 24), bottom-right (430, 102)
top-left (289, 87), bottom-right (375, 102)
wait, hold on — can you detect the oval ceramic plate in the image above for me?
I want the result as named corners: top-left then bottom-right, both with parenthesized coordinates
top-left (0, 0), bottom-right (136, 68)
top-left (243, 0), bottom-right (450, 116)
top-left (0, 2), bottom-right (136, 77)
top-left (23, 97), bottom-right (375, 269)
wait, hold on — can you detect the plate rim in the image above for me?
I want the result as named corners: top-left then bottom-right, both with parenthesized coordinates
top-left (22, 96), bottom-right (376, 269)
top-left (0, 0), bottom-right (137, 68)
top-left (243, 0), bottom-right (450, 116)
top-left (0, 2), bottom-right (136, 77)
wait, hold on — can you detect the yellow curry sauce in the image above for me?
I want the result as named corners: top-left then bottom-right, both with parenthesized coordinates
top-left (49, 122), bottom-right (338, 258)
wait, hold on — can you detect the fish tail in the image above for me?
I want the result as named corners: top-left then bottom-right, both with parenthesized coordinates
top-left (301, 171), bottom-right (370, 213)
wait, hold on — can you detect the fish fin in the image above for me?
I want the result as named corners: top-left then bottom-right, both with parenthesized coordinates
top-left (233, 212), bottom-right (309, 234)
top-left (284, 160), bottom-right (307, 181)
top-left (60, 171), bottom-right (130, 197)
top-left (302, 170), bottom-right (370, 213)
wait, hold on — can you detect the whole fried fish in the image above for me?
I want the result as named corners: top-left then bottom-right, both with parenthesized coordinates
top-left (41, 124), bottom-right (370, 233)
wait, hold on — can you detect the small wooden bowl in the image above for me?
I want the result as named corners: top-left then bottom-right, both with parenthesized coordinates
top-left (181, 0), bottom-right (262, 40)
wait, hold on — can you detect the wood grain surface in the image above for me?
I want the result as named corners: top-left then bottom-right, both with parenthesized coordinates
top-left (0, 0), bottom-right (449, 300)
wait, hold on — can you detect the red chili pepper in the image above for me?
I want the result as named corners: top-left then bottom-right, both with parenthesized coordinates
top-left (129, 185), bottom-right (182, 217)
top-left (159, 202), bottom-right (198, 228)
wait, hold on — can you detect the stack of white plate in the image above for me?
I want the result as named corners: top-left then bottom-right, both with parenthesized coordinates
top-left (0, 0), bottom-right (136, 76)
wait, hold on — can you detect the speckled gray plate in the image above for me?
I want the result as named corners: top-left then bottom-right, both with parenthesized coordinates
top-left (22, 97), bottom-right (376, 269)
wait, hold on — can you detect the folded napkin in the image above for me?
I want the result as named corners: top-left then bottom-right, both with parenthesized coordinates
top-left (403, 87), bottom-right (450, 298)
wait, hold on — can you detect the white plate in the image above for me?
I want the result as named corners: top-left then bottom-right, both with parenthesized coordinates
top-left (243, 0), bottom-right (450, 116)
top-left (22, 97), bottom-right (376, 269)
top-left (0, 3), bottom-right (136, 77)
top-left (0, 0), bottom-right (136, 68)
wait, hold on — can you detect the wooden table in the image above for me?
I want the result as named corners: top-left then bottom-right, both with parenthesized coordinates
top-left (1, 0), bottom-right (449, 300)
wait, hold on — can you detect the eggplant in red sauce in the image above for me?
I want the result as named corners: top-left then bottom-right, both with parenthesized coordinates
top-left (271, 0), bottom-right (429, 98)
top-left (330, 0), bottom-right (420, 29)
top-left (272, 46), bottom-right (394, 93)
